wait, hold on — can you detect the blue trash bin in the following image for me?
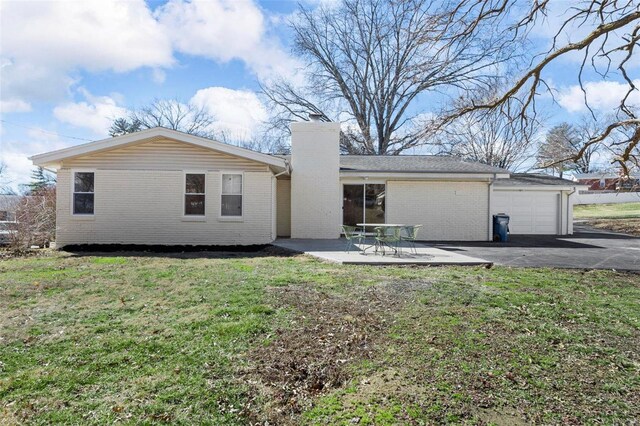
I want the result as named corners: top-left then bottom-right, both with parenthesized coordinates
top-left (493, 214), bottom-right (510, 242)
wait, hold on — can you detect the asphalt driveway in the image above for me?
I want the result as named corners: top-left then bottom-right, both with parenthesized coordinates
top-left (433, 224), bottom-right (640, 271)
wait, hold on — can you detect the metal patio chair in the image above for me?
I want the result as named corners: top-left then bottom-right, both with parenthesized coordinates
top-left (341, 225), bottom-right (366, 252)
top-left (401, 225), bottom-right (423, 254)
top-left (374, 226), bottom-right (402, 256)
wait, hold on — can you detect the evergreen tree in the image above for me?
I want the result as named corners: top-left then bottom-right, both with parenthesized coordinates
top-left (28, 167), bottom-right (56, 194)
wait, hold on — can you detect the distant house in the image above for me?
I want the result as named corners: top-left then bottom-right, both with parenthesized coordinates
top-left (573, 172), bottom-right (639, 191)
top-left (0, 194), bottom-right (20, 244)
top-left (30, 124), bottom-right (582, 248)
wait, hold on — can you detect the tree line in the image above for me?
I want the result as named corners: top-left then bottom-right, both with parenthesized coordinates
top-left (108, 0), bottom-right (638, 175)
top-left (3, 0), bottom-right (635, 193)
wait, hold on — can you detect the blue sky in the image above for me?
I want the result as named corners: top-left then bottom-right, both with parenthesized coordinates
top-left (1, 0), bottom-right (638, 190)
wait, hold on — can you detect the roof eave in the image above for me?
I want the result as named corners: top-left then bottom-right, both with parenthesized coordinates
top-left (340, 170), bottom-right (510, 179)
top-left (494, 184), bottom-right (589, 190)
top-left (30, 127), bottom-right (286, 169)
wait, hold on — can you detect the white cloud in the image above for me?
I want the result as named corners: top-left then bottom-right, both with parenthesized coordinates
top-left (0, 0), bottom-right (173, 106)
top-left (558, 80), bottom-right (640, 113)
top-left (151, 68), bottom-right (167, 84)
top-left (0, 98), bottom-right (31, 113)
top-left (190, 87), bottom-right (268, 140)
top-left (1, 0), bottom-right (173, 72)
top-left (0, 129), bottom-right (71, 191)
top-left (0, 0), bottom-right (298, 109)
top-left (53, 89), bottom-right (128, 136)
top-left (156, 0), bottom-right (300, 80)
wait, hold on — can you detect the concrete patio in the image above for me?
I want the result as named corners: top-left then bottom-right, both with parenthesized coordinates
top-left (272, 238), bottom-right (492, 266)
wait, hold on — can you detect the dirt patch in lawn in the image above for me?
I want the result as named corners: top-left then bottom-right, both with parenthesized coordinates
top-left (243, 280), bottom-right (431, 424)
top-left (586, 218), bottom-right (640, 236)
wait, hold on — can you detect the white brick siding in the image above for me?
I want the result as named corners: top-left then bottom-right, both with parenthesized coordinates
top-left (386, 180), bottom-right (490, 241)
top-left (56, 168), bottom-right (274, 247)
top-left (290, 122), bottom-right (341, 239)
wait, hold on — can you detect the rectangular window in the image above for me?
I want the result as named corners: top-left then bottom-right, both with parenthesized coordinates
top-left (221, 173), bottom-right (242, 217)
top-left (73, 172), bottom-right (94, 215)
top-left (185, 173), bottom-right (206, 216)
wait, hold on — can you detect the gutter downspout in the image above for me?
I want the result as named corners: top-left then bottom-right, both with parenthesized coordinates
top-left (272, 160), bottom-right (291, 240)
top-left (566, 187), bottom-right (577, 234)
top-left (488, 173), bottom-right (497, 241)
top-left (273, 159), bottom-right (291, 178)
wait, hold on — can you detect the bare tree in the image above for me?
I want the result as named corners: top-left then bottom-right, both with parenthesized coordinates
top-left (9, 187), bottom-right (56, 250)
top-left (110, 99), bottom-right (217, 139)
top-left (537, 123), bottom-right (581, 178)
top-left (263, 0), bottom-right (520, 154)
top-left (438, 0), bottom-right (640, 175)
top-left (0, 162), bottom-right (17, 195)
top-left (435, 90), bottom-right (541, 170)
top-left (573, 115), bottom-right (605, 173)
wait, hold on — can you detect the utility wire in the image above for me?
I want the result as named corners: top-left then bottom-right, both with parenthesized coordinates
top-left (0, 119), bottom-right (93, 141)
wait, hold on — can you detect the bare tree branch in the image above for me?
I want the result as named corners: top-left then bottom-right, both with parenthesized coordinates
top-left (263, 0), bottom-right (522, 154)
top-left (439, 0), bottom-right (640, 174)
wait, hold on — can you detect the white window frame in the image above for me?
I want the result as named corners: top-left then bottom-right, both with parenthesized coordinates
top-left (70, 169), bottom-right (96, 217)
top-left (183, 171), bottom-right (207, 220)
top-left (219, 171), bottom-right (244, 221)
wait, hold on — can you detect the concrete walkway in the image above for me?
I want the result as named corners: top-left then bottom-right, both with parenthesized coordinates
top-left (272, 238), bottom-right (492, 266)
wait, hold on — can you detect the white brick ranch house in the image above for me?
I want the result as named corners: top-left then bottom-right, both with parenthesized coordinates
top-left (30, 122), bottom-right (580, 247)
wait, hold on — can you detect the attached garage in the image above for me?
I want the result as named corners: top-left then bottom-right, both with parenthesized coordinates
top-left (491, 174), bottom-right (580, 236)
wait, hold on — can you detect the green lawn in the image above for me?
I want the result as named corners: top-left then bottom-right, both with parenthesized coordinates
top-left (1, 251), bottom-right (639, 424)
top-left (574, 202), bottom-right (640, 219)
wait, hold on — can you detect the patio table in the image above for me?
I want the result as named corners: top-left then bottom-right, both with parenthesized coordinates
top-left (357, 223), bottom-right (405, 255)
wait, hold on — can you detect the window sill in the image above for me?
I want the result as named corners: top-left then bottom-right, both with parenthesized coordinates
top-left (218, 216), bottom-right (244, 222)
top-left (70, 215), bottom-right (95, 221)
top-left (181, 216), bottom-right (206, 222)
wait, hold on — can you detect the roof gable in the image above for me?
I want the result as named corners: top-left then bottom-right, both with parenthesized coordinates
top-left (30, 127), bottom-right (287, 170)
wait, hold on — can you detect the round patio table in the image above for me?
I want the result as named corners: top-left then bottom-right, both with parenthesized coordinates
top-left (356, 223), bottom-right (406, 254)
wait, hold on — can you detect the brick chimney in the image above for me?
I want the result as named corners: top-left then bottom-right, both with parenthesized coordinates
top-left (290, 119), bottom-right (341, 239)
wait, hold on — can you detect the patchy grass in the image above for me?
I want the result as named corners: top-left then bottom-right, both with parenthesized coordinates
top-left (1, 251), bottom-right (639, 424)
top-left (574, 202), bottom-right (640, 219)
top-left (575, 202), bottom-right (640, 236)
top-left (585, 218), bottom-right (640, 236)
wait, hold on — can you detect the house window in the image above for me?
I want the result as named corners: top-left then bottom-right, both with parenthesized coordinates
top-left (343, 184), bottom-right (385, 227)
top-left (73, 172), bottom-right (94, 215)
top-left (221, 174), bottom-right (242, 217)
top-left (0, 211), bottom-right (7, 221)
top-left (185, 173), bottom-right (206, 216)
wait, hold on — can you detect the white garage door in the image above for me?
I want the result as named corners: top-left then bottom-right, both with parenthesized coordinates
top-left (492, 190), bottom-right (559, 234)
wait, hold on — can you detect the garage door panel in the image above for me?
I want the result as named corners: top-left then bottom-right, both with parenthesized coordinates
top-left (492, 190), bottom-right (559, 235)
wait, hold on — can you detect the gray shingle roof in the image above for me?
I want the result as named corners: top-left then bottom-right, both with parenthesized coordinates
top-left (276, 155), bottom-right (510, 174)
top-left (338, 155), bottom-right (510, 174)
top-left (493, 173), bottom-right (577, 187)
top-left (276, 154), bottom-right (510, 174)
top-left (338, 155), bottom-right (509, 174)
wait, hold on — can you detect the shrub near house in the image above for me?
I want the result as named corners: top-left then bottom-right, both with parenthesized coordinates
top-left (9, 188), bottom-right (56, 249)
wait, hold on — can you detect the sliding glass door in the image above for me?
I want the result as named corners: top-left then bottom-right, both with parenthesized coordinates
top-left (342, 184), bottom-right (385, 227)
